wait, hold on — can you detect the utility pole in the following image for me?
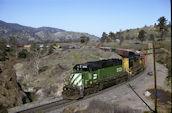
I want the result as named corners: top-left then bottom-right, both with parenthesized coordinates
top-left (152, 40), bottom-right (157, 113)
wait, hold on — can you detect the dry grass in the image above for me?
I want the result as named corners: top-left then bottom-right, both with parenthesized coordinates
top-left (101, 41), bottom-right (148, 50)
top-left (15, 46), bottom-right (113, 100)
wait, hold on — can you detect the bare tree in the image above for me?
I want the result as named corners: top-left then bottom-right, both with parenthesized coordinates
top-left (119, 36), bottom-right (124, 46)
top-left (33, 50), bottom-right (41, 75)
top-left (30, 43), bottom-right (41, 75)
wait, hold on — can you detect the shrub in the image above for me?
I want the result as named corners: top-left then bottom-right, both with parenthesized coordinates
top-left (25, 92), bottom-right (37, 102)
top-left (0, 105), bottom-right (8, 113)
top-left (38, 66), bottom-right (48, 74)
top-left (18, 49), bottom-right (30, 58)
top-left (48, 45), bottom-right (54, 55)
top-left (166, 59), bottom-right (171, 86)
top-left (0, 41), bottom-right (8, 61)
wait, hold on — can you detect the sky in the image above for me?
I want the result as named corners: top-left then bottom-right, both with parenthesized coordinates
top-left (0, 0), bottom-right (171, 37)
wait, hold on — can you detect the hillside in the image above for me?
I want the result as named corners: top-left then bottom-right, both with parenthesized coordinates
top-left (0, 20), bottom-right (99, 43)
top-left (13, 47), bottom-right (114, 102)
top-left (116, 24), bottom-right (171, 41)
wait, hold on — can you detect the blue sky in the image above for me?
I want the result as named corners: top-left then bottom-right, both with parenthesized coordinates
top-left (0, 0), bottom-right (171, 37)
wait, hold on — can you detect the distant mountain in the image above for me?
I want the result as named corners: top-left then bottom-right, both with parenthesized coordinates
top-left (0, 20), bottom-right (99, 43)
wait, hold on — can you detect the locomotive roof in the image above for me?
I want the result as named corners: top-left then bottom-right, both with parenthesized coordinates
top-left (73, 59), bottom-right (122, 71)
top-left (122, 54), bottom-right (140, 58)
top-left (116, 48), bottom-right (142, 58)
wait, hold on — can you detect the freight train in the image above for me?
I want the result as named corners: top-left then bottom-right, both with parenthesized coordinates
top-left (62, 49), bottom-right (146, 99)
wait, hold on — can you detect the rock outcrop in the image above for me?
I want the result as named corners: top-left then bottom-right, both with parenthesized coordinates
top-left (0, 61), bottom-right (29, 109)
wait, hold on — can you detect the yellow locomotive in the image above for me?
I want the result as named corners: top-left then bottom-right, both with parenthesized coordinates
top-left (116, 48), bottom-right (146, 76)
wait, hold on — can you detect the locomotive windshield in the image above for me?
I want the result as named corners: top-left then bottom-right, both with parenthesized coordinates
top-left (73, 65), bottom-right (90, 72)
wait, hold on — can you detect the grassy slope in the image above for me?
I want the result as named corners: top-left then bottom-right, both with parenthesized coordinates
top-left (119, 25), bottom-right (171, 41)
top-left (18, 45), bottom-right (113, 99)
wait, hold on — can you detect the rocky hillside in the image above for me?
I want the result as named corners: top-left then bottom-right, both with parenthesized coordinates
top-left (0, 60), bottom-right (30, 109)
top-left (0, 20), bottom-right (99, 43)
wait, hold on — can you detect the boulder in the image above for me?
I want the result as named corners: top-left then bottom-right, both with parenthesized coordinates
top-left (36, 89), bottom-right (45, 100)
top-left (144, 91), bottom-right (151, 97)
top-left (14, 63), bottom-right (24, 81)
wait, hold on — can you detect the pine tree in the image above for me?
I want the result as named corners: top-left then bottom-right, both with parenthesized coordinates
top-left (100, 32), bottom-right (107, 43)
top-left (137, 30), bottom-right (145, 43)
top-left (157, 16), bottom-right (168, 41)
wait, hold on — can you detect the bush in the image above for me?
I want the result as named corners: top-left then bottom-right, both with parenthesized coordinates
top-left (166, 59), bottom-right (171, 86)
top-left (80, 36), bottom-right (89, 44)
top-left (0, 105), bottom-right (8, 113)
top-left (156, 53), bottom-right (168, 64)
top-left (38, 66), bottom-right (48, 74)
top-left (18, 49), bottom-right (30, 58)
top-left (25, 92), bottom-right (37, 102)
top-left (48, 45), bottom-right (54, 55)
top-left (0, 42), bottom-right (8, 61)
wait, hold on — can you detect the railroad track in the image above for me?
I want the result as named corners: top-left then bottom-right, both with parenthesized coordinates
top-left (16, 99), bottom-right (74, 113)
top-left (16, 68), bottom-right (146, 113)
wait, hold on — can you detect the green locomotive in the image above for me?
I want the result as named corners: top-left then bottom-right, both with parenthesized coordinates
top-left (62, 59), bottom-right (128, 99)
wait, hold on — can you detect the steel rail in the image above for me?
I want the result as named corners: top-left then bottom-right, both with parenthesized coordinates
top-left (16, 99), bottom-right (72, 113)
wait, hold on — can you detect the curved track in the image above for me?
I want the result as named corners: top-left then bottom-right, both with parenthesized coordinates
top-left (17, 99), bottom-right (73, 113)
top-left (16, 69), bottom-right (145, 113)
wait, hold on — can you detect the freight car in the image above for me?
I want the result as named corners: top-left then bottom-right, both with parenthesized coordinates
top-left (62, 54), bottom-right (145, 99)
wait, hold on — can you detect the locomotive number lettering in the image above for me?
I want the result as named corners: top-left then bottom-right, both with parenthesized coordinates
top-left (93, 74), bottom-right (97, 79)
top-left (117, 67), bottom-right (122, 72)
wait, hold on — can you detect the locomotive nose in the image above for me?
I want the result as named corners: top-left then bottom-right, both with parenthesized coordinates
top-left (70, 73), bottom-right (83, 86)
top-left (63, 73), bottom-right (84, 99)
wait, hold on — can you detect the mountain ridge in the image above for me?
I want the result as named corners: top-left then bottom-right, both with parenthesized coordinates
top-left (0, 20), bottom-right (99, 43)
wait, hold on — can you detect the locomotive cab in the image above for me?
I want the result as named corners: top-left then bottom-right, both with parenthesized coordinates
top-left (62, 64), bottom-right (88, 99)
